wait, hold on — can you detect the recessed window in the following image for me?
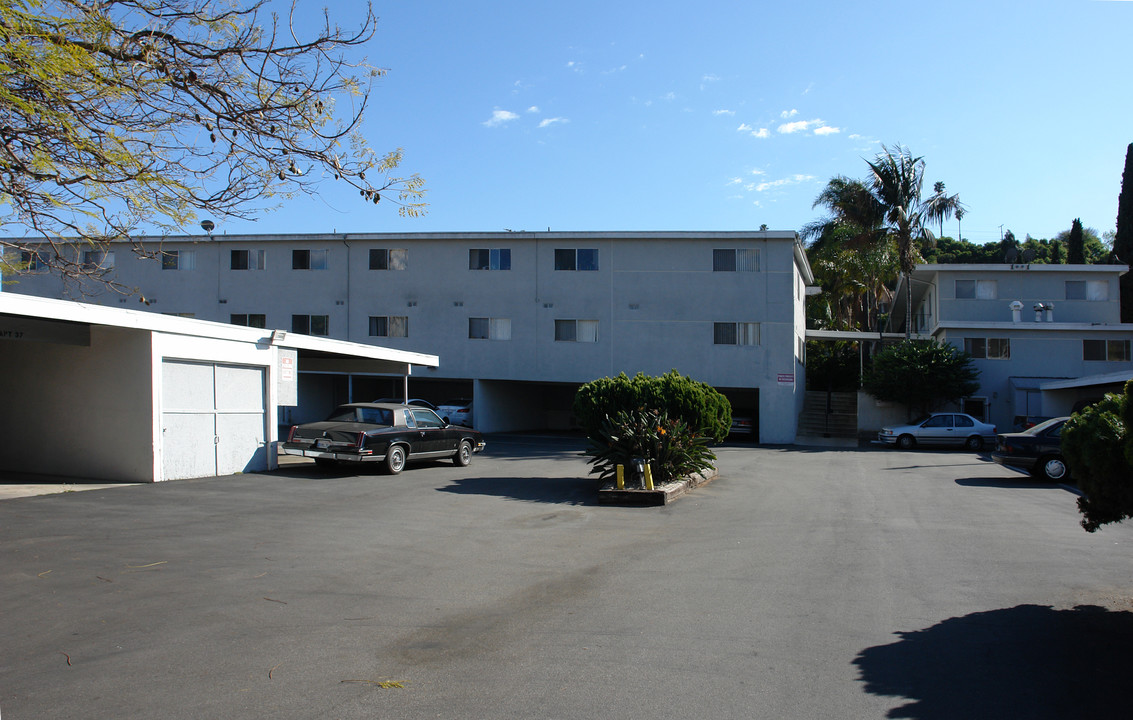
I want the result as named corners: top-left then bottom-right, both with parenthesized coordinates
top-left (292, 249), bottom-right (328, 270)
top-left (293, 314), bottom-right (329, 336)
top-left (231, 249), bottom-right (265, 270)
top-left (964, 337), bottom-right (1010, 359)
top-left (714, 322), bottom-right (760, 345)
top-left (554, 248), bottom-right (599, 271)
top-left (230, 314), bottom-right (266, 328)
top-left (1065, 280), bottom-right (1109, 301)
top-left (368, 316), bottom-right (408, 338)
top-left (1084, 339), bottom-right (1131, 361)
top-left (161, 250), bottom-right (195, 271)
top-left (369, 248), bottom-right (408, 270)
top-left (554, 319), bottom-right (599, 342)
top-left (469, 248), bottom-right (511, 270)
top-left (955, 279), bottom-right (997, 299)
top-left (469, 317), bottom-right (512, 340)
top-left (82, 250), bottom-right (115, 270)
top-left (20, 250), bottom-right (46, 270)
top-left (713, 248), bottom-right (760, 272)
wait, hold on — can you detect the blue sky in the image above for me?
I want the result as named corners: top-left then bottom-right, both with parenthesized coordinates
top-left (219, 0), bottom-right (1133, 246)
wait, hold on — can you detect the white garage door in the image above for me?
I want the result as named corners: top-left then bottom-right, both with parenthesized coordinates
top-left (162, 360), bottom-right (267, 481)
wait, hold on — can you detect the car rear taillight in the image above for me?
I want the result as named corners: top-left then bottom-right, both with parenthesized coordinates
top-left (287, 425), bottom-right (298, 442)
top-left (356, 432), bottom-right (366, 447)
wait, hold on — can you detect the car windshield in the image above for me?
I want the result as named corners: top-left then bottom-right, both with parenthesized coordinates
top-left (910, 415), bottom-right (930, 426)
top-left (1026, 417), bottom-right (1066, 436)
top-left (324, 406), bottom-right (393, 426)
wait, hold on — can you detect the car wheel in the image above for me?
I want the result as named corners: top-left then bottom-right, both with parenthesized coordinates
top-left (1038, 455), bottom-right (1068, 482)
top-left (385, 445), bottom-right (406, 475)
top-left (964, 435), bottom-right (984, 451)
top-left (453, 440), bottom-right (472, 467)
top-left (897, 434), bottom-right (916, 450)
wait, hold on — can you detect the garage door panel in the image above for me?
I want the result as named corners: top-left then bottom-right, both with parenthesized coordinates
top-left (163, 413), bottom-right (219, 481)
top-left (163, 361), bottom-right (217, 411)
top-left (215, 365), bottom-right (266, 412)
top-left (216, 412), bottom-right (267, 475)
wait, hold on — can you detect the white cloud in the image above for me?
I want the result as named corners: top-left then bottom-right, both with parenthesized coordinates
top-left (483, 110), bottom-right (519, 127)
top-left (661, 91), bottom-right (676, 101)
top-left (814, 126), bottom-right (840, 136)
top-left (751, 127), bottom-right (770, 138)
top-left (737, 123), bottom-right (752, 132)
top-left (727, 177), bottom-right (743, 186)
top-left (754, 174), bottom-right (815, 192)
top-left (702, 73), bottom-right (721, 83)
top-left (780, 109), bottom-right (799, 119)
top-left (538, 117), bottom-right (569, 128)
top-left (714, 109), bottom-right (735, 116)
top-left (527, 106), bottom-right (540, 114)
top-left (777, 119), bottom-right (815, 134)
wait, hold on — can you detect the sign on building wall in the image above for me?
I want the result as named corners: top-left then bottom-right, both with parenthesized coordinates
top-left (777, 372), bottom-right (795, 386)
top-left (0, 316), bottom-right (90, 345)
top-left (277, 349), bottom-right (298, 406)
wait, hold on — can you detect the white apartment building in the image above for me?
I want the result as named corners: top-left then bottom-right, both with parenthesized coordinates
top-left (887, 263), bottom-right (1133, 430)
top-left (9, 231), bottom-right (815, 443)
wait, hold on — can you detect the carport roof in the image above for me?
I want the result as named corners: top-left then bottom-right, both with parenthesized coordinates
top-left (0, 292), bottom-right (439, 372)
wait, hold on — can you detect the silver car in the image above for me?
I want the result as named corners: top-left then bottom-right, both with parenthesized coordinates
top-left (878, 413), bottom-right (998, 451)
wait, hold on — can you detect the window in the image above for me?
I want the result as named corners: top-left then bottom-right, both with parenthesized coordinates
top-left (292, 314), bottom-right (329, 336)
top-left (292, 249), bottom-right (328, 270)
top-left (82, 250), bottom-right (115, 270)
top-left (955, 415), bottom-right (974, 428)
top-left (1084, 339), bottom-right (1132, 361)
top-left (554, 248), bottom-right (599, 271)
top-left (469, 248), bottom-right (511, 270)
top-left (923, 415), bottom-right (953, 428)
top-left (554, 319), bottom-right (598, 342)
top-left (369, 248), bottom-right (408, 270)
top-left (1065, 280), bottom-right (1109, 301)
top-left (161, 250), bottom-right (195, 271)
top-left (230, 249), bottom-right (265, 270)
top-left (468, 317), bottom-right (512, 340)
top-left (955, 279), bottom-right (997, 299)
top-left (368, 316), bottom-right (408, 338)
top-left (713, 322), bottom-right (760, 345)
top-left (713, 248), bottom-right (760, 272)
top-left (230, 314), bottom-right (266, 328)
top-left (964, 337), bottom-right (1010, 359)
top-left (20, 250), bottom-right (46, 270)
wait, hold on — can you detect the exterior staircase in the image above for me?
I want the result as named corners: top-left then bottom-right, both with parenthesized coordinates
top-left (797, 391), bottom-right (858, 441)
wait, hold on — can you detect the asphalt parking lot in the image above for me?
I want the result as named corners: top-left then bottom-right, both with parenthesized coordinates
top-left (2, 436), bottom-right (1132, 719)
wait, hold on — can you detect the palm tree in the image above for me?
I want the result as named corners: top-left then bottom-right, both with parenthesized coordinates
top-left (865, 145), bottom-right (963, 338)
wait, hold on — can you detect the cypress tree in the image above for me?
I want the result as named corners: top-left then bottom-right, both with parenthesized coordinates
top-left (1068, 218), bottom-right (1086, 264)
top-left (1116, 143), bottom-right (1133, 322)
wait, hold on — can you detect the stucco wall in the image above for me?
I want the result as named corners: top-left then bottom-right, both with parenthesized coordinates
top-left (3, 326), bottom-right (155, 482)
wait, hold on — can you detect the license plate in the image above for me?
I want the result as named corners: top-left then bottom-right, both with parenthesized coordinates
top-left (315, 439), bottom-right (330, 449)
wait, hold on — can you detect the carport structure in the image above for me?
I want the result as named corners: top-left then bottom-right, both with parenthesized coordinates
top-left (0, 293), bottom-right (438, 483)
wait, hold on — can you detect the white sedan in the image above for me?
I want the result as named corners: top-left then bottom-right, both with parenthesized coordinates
top-left (877, 413), bottom-right (998, 451)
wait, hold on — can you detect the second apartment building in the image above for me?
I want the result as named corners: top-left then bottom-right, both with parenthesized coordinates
top-left (11, 230), bottom-right (815, 443)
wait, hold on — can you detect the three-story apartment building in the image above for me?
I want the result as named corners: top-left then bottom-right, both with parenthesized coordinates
top-left (10, 230), bottom-right (815, 443)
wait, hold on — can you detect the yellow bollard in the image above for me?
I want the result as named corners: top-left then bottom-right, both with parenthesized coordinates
top-left (616, 464), bottom-right (625, 489)
top-left (644, 463), bottom-right (654, 491)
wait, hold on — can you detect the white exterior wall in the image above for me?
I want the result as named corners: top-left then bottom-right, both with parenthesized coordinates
top-left (3, 326), bottom-right (155, 482)
top-left (9, 231), bottom-right (813, 443)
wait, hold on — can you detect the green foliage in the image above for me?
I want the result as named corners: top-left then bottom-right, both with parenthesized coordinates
top-left (573, 370), bottom-right (732, 444)
top-left (861, 340), bottom-right (980, 416)
top-left (582, 408), bottom-right (716, 485)
top-left (805, 341), bottom-right (860, 391)
top-left (1063, 381), bottom-right (1133, 532)
top-left (1067, 218), bottom-right (1086, 264)
top-left (0, 0), bottom-right (425, 291)
top-left (1115, 144), bottom-right (1133, 322)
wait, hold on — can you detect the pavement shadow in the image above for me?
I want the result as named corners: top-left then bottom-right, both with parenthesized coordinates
top-left (854, 604), bottom-right (1133, 719)
top-left (955, 477), bottom-right (1067, 490)
top-left (437, 475), bottom-right (601, 506)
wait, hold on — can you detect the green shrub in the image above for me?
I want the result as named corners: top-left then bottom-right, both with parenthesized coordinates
top-left (583, 408), bottom-right (716, 485)
top-left (573, 370), bottom-right (732, 444)
top-left (861, 339), bottom-right (979, 416)
top-left (1063, 381), bottom-right (1133, 532)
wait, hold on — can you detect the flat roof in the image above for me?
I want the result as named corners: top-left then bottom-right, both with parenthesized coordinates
top-left (0, 293), bottom-right (439, 368)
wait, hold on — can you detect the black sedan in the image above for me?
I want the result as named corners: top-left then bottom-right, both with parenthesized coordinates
top-left (281, 403), bottom-right (485, 474)
top-left (991, 417), bottom-right (1071, 482)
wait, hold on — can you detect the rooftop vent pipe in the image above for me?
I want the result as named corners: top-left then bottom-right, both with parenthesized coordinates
top-left (1010, 300), bottom-right (1023, 323)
